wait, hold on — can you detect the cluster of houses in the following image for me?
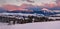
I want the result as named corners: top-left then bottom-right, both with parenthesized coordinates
top-left (0, 14), bottom-right (60, 25)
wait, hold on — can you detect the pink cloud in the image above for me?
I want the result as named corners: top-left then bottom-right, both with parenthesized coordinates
top-left (2, 4), bottom-right (33, 12)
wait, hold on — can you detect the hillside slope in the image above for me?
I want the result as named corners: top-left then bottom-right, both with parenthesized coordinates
top-left (0, 21), bottom-right (60, 29)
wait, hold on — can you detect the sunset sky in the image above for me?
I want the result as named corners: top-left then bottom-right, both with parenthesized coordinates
top-left (0, 0), bottom-right (60, 11)
top-left (0, 0), bottom-right (57, 6)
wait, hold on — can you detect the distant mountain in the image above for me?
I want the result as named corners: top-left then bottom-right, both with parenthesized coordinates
top-left (5, 10), bottom-right (56, 16)
top-left (0, 7), bottom-right (58, 16)
top-left (0, 8), bottom-right (59, 16)
top-left (0, 7), bottom-right (7, 13)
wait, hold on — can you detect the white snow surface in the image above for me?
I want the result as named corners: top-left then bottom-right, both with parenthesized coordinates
top-left (0, 21), bottom-right (60, 29)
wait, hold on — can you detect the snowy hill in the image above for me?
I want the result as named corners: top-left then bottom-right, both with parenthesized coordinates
top-left (0, 21), bottom-right (60, 29)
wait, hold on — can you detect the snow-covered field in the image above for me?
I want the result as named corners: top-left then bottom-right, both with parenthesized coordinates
top-left (0, 21), bottom-right (60, 29)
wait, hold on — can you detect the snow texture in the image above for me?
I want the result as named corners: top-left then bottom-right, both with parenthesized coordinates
top-left (0, 21), bottom-right (60, 29)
